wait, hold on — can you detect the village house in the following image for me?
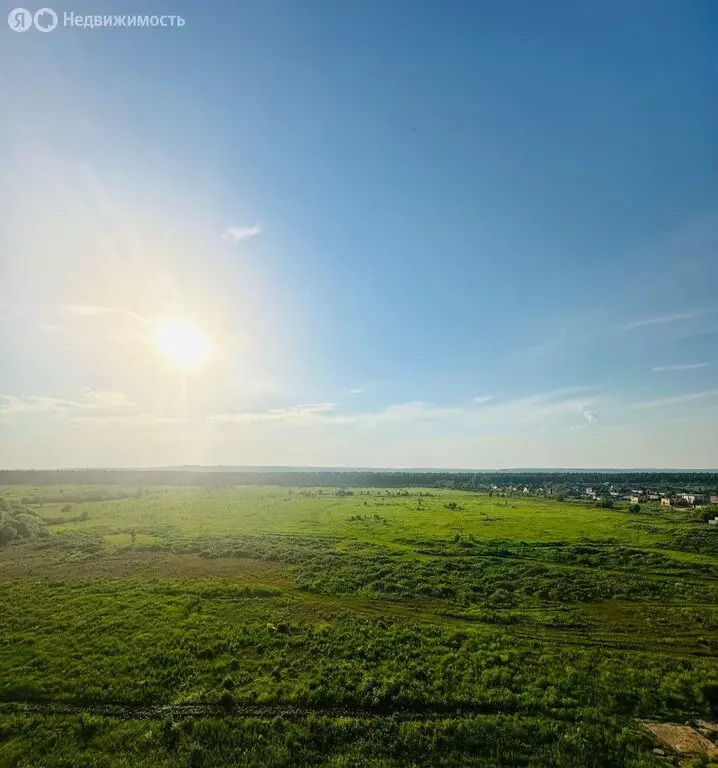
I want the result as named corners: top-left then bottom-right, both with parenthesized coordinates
top-left (679, 493), bottom-right (708, 506)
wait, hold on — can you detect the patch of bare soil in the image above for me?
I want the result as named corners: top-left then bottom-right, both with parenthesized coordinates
top-left (642, 721), bottom-right (718, 759)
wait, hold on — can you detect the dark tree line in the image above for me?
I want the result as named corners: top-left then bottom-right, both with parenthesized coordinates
top-left (0, 468), bottom-right (716, 491)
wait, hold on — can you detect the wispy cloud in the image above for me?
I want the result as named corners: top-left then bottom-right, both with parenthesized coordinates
top-left (620, 308), bottom-right (714, 331)
top-left (82, 388), bottom-right (136, 410)
top-left (652, 363), bottom-right (711, 372)
top-left (630, 389), bottom-right (718, 410)
top-left (206, 388), bottom-right (598, 432)
top-left (66, 305), bottom-right (148, 324)
top-left (349, 389), bottom-right (363, 395)
top-left (70, 413), bottom-right (181, 426)
top-left (3, 388), bottom-right (598, 432)
top-left (0, 395), bottom-right (73, 420)
top-left (473, 388), bottom-right (598, 428)
top-left (582, 407), bottom-right (598, 423)
top-left (207, 402), bottom-right (340, 425)
top-left (473, 395), bottom-right (495, 403)
top-left (0, 390), bottom-right (137, 422)
top-left (221, 223), bottom-right (262, 243)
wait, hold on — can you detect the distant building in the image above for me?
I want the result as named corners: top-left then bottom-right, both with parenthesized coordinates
top-left (629, 496), bottom-right (643, 505)
top-left (679, 493), bottom-right (707, 506)
top-left (711, 494), bottom-right (718, 505)
top-left (648, 493), bottom-right (660, 501)
top-left (661, 497), bottom-right (673, 507)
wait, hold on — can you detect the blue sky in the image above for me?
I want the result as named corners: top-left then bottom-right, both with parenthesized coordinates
top-left (2, 0), bottom-right (718, 468)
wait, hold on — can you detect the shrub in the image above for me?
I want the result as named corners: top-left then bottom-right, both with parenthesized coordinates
top-left (0, 507), bottom-right (48, 546)
top-left (218, 689), bottom-right (235, 708)
top-left (0, 523), bottom-right (17, 545)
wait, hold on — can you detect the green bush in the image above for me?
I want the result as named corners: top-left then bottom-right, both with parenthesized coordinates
top-left (0, 506), bottom-right (48, 545)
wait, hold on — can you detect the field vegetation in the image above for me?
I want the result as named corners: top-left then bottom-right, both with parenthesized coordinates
top-left (0, 484), bottom-right (716, 766)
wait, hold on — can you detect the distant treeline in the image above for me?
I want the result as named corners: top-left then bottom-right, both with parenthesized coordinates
top-left (0, 469), bottom-right (717, 491)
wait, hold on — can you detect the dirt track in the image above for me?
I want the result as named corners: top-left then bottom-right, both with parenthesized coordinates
top-left (0, 698), bottom-right (514, 722)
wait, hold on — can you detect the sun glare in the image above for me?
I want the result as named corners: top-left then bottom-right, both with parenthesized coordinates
top-left (155, 320), bottom-right (211, 368)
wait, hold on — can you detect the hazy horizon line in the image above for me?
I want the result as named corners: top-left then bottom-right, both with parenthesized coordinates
top-left (2, 465), bottom-right (718, 474)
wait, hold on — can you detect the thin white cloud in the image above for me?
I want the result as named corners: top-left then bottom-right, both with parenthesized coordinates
top-left (271, 402), bottom-right (340, 418)
top-left (82, 388), bottom-right (136, 410)
top-left (207, 402), bottom-right (340, 425)
top-left (473, 395), bottom-right (495, 403)
top-left (0, 389), bottom-right (137, 422)
top-left (620, 308), bottom-right (714, 331)
top-left (630, 389), bottom-right (718, 410)
top-left (71, 413), bottom-right (181, 426)
top-left (0, 395), bottom-right (72, 420)
top-left (1, 387), bottom-right (593, 433)
top-left (652, 363), bottom-right (711, 372)
top-left (66, 304), bottom-right (149, 324)
top-left (349, 389), bottom-right (363, 395)
top-left (207, 400), bottom-right (459, 428)
top-left (352, 401), bottom-right (463, 427)
top-left (582, 407), bottom-right (598, 423)
top-left (470, 388), bottom-right (598, 428)
top-left (221, 223), bottom-right (262, 243)
top-left (206, 388), bottom-right (599, 433)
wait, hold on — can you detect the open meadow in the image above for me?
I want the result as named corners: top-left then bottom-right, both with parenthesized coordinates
top-left (1, 484), bottom-right (717, 767)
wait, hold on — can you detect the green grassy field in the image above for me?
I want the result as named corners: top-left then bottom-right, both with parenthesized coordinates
top-left (1, 486), bottom-right (717, 767)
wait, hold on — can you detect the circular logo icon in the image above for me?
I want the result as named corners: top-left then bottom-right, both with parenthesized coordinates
top-left (7, 7), bottom-right (32, 32)
top-left (34, 7), bottom-right (57, 31)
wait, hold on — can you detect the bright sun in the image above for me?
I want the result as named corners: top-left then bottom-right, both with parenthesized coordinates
top-left (155, 320), bottom-right (211, 368)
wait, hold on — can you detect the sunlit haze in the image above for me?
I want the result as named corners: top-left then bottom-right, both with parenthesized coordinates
top-left (155, 320), bottom-right (211, 369)
top-left (2, 1), bottom-right (718, 469)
